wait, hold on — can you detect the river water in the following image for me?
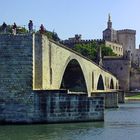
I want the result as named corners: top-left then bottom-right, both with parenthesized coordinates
top-left (0, 101), bottom-right (140, 140)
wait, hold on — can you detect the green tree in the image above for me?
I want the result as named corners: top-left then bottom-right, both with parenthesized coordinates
top-left (73, 41), bottom-right (98, 61)
top-left (101, 44), bottom-right (116, 57)
top-left (39, 30), bottom-right (60, 41)
top-left (73, 42), bottom-right (116, 62)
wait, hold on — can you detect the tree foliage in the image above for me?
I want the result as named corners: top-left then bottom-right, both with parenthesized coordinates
top-left (37, 29), bottom-right (60, 41)
top-left (73, 41), bottom-right (116, 62)
top-left (73, 42), bottom-right (98, 61)
top-left (101, 44), bottom-right (116, 57)
top-left (45, 31), bottom-right (60, 41)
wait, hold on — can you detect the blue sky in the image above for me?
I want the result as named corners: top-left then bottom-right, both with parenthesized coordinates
top-left (1, 0), bottom-right (140, 47)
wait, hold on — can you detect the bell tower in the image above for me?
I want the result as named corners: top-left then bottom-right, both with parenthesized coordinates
top-left (103, 14), bottom-right (117, 42)
top-left (107, 14), bottom-right (112, 29)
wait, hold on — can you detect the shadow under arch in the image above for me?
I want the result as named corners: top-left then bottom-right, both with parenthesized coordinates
top-left (97, 75), bottom-right (104, 90)
top-left (60, 59), bottom-right (87, 92)
top-left (110, 79), bottom-right (114, 89)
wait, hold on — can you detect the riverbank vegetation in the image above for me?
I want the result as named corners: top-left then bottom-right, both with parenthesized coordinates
top-left (126, 94), bottom-right (140, 99)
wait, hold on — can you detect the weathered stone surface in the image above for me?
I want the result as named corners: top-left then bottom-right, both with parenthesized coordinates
top-left (118, 91), bottom-right (125, 103)
top-left (34, 90), bottom-right (104, 123)
top-left (103, 58), bottom-right (131, 91)
top-left (0, 34), bottom-right (34, 123)
top-left (130, 67), bottom-right (140, 90)
top-left (91, 92), bottom-right (119, 108)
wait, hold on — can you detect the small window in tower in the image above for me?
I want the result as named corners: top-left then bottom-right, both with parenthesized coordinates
top-left (120, 67), bottom-right (123, 70)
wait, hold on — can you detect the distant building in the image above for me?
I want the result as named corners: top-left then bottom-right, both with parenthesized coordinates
top-left (103, 14), bottom-right (139, 65)
top-left (61, 34), bottom-right (103, 48)
top-left (61, 35), bottom-right (123, 57)
top-left (103, 14), bottom-right (140, 91)
top-left (103, 55), bottom-right (131, 91)
top-left (61, 14), bottom-right (140, 91)
top-left (105, 40), bottom-right (123, 56)
top-left (103, 14), bottom-right (118, 43)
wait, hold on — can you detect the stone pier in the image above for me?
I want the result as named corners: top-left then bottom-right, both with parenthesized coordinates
top-left (118, 91), bottom-right (125, 103)
top-left (0, 90), bottom-right (104, 124)
top-left (34, 90), bottom-right (104, 123)
top-left (91, 92), bottom-right (119, 108)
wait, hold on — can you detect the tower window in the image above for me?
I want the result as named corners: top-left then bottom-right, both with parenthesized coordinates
top-left (120, 67), bottom-right (123, 70)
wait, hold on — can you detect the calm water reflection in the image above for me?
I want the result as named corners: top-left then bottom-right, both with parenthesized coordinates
top-left (0, 101), bottom-right (140, 140)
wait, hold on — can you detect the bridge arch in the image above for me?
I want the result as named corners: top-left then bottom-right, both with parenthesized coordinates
top-left (97, 74), bottom-right (105, 90)
top-left (60, 58), bottom-right (88, 93)
top-left (110, 79), bottom-right (114, 89)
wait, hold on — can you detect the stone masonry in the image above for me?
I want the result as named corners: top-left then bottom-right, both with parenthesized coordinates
top-left (34, 90), bottom-right (104, 123)
top-left (0, 34), bottom-right (34, 123)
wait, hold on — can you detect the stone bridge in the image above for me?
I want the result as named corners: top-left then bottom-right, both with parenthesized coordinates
top-left (0, 33), bottom-right (120, 123)
top-left (33, 34), bottom-right (119, 96)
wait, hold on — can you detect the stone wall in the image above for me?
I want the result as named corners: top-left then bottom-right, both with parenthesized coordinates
top-left (130, 67), bottom-right (140, 90)
top-left (103, 57), bottom-right (131, 91)
top-left (118, 91), bottom-right (125, 103)
top-left (0, 89), bottom-right (104, 124)
top-left (34, 90), bottom-right (104, 123)
top-left (0, 34), bottom-right (34, 123)
top-left (105, 92), bottom-right (118, 108)
top-left (91, 92), bottom-right (119, 108)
